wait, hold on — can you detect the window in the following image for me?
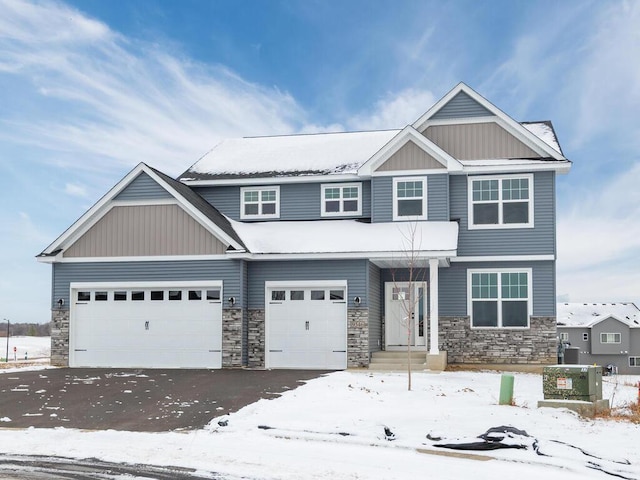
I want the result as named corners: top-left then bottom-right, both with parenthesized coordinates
top-left (629, 357), bottom-right (640, 367)
top-left (169, 291), bottom-right (182, 301)
top-left (393, 177), bottom-right (427, 220)
top-left (311, 290), bottom-right (325, 300)
top-left (188, 290), bottom-right (202, 300)
top-left (469, 269), bottom-right (531, 328)
top-left (392, 286), bottom-right (409, 301)
top-left (114, 291), bottom-right (127, 301)
top-left (131, 291), bottom-right (145, 301)
top-left (290, 290), bottom-right (304, 301)
top-left (329, 290), bottom-right (345, 301)
top-left (95, 291), bottom-right (108, 301)
top-left (321, 183), bottom-right (362, 216)
top-left (150, 291), bottom-right (164, 301)
top-left (559, 332), bottom-right (569, 342)
top-left (583, 332), bottom-right (589, 341)
top-left (206, 289), bottom-right (221, 301)
top-left (271, 290), bottom-right (285, 301)
top-left (77, 291), bottom-right (90, 302)
top-left (600, 333), bottom-right (621, 344)
top-left (241, 186), bottom-right (279, 219)
top-left (468, 174), bottom-right (533, 229)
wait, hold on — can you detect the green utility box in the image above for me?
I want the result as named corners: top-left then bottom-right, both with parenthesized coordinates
top-left (542, 365), bottom-right (603, 402)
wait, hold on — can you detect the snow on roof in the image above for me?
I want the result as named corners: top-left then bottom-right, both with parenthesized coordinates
top-left (557, 302), bottom-right (640, 328)
top-left (522, 121), bottom-right (562, 154)
top-left (230, 219), bottom-right (458, 255)
top-left (184, 130), bottom-right (400, 179)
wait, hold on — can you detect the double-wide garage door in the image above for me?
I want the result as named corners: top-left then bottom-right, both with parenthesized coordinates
top-left (70, 283), bottom-right (222, 368)
top-left (266, 283), bottom-right (347, 370)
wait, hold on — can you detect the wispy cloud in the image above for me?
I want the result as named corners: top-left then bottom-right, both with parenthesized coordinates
top-left (64, 183), bottom-right (88, 198)
top-left (0, 0), bottom-right (306, 177)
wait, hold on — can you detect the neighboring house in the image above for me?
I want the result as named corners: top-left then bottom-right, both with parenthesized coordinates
top-left (37, 83), bottom-right (571, 370)
top-left (557, 303), bottom-right (640, 374)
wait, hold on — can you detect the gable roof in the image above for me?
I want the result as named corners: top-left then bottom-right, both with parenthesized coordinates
top-left (557, 302), bottom-right (640, 328)
top-left (180, 130), bottom-right (400, 181)
top-left (181, 83), bottom-right (569, 183)
top-left (413, 82), bottom-right (567, 161)
top-left (37, 163), bottom-right (245, 261)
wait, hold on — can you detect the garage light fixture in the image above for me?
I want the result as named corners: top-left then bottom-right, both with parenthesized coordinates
top-left (57, 298), bottom-right (64, 308)
top-left (228, 296), bottom-right (236, 306)
top-left (354, 296), bottom-right (362, 306)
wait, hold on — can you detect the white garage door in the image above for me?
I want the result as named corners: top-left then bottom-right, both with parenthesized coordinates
top-left (70, 283), bottom-right (222, 368)
top-left (266, 283), bottom-right (347, 369)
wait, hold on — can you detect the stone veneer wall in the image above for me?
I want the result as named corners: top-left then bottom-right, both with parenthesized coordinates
top-left (348, 308), bottom-right (369, 368)
top-left (439, 316), bottom-right (556, 364)
top-left (51, 308), bottom-right (70, 367)
top-left (248, 309), bottom-right (265, 368)
top-left (222, 308), bottom-right (243, 367)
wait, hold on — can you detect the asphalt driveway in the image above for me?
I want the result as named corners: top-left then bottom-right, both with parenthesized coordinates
top-left (0, 368), bottom-right (328, 432)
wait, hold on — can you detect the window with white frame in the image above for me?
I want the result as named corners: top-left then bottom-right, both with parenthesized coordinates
top-left (468, 174), bottom-right (533, 228)
top-left (559, 332), bottom-right (569, 342)
top-left (321, 183), bottom-right (361, 216)
top-left (393, 177), bottom-right (427, 220)
top-left (600, 332), bottom-right (621, 344)
top-left (629, 357), bottom-right (640, 367)
top-left (469, 269), bottom-right (531, 328)
top-left (241, 186), bottom-right (279, 219)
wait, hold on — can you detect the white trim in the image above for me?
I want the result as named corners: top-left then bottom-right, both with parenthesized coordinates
top-left (321, 183), bottom-right (362, 217)
top-left (426, 116), bottom-right (499, 126)
top-left (372, 169), bottom-right (449, 177)
top-left (57, 254), bottom-right (234, 263)
top-left (452, 255), bottom-right (555, 262)
top-left (240, 185), bottom-right (280, 220)
top-left (467, 267), bottom-right (533, 329)
top-left (265, 280), bottom-right (348, 289)
top-left (467, 173), bottom-right (534, 230)
top-left (459, 161), bottom-right (571, 175)
top-left (384, 281), bottom-right (427, 349)
top-left (110, 198), bottom-right (178, 207)
top-left (393, 176), bottom-right (428, 221)
top-left (600, 332), bottom-right (622, 344)
top-left (71, 280), bottom-right (223, 289)
top-left (181, 174), bottom-right (363, 186)
top-left (228, 251), bottom-right (458, 261)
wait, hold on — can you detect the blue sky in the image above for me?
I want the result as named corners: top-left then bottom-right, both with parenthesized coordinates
top-left (0, 0), bottom-right (639, 324)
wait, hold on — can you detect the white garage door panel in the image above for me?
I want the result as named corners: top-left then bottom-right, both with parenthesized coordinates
top-left (267, 285), bottom-right (347, 370)
top-left (71, 286), bottom-right (222, 368)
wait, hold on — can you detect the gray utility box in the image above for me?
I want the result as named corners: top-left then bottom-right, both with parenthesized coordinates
top-left (542, 365), bottom-right (603, 402)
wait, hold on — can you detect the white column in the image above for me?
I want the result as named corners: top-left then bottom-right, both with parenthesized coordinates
top-left (429, 258), bottom-right (439, 355)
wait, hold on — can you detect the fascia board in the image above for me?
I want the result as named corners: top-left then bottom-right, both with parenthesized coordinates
top-left (181, 174), bottom-right (363, 186)
top-left (40, 163), bottom-right (149, 255)
top-left (456, 161), bottom-right (572, 175)
top-left (143, 168), bottom-right (243, 250)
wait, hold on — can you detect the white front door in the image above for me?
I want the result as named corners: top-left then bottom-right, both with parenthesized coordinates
top-left (385, 282), bottom-right (426, 349)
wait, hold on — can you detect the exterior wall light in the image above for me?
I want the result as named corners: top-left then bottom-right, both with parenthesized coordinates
top-left (354, 296), bottom-right (362, 306)
top-left (228, 296), bottom-right (236, 306)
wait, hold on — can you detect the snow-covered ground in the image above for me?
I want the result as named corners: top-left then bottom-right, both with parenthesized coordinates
top-left (0, 336), bottom-right (50, 364)
top-left (0, 367), bottom-right (638, 479)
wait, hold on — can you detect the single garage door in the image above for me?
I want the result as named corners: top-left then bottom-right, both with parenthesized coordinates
top-left (266, 283), bottom-right (347, 369)
top-left (70, 283), bottom-right (222, 368)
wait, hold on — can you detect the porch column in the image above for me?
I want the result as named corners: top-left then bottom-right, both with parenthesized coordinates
top-left (429, 258), bottom-right (439, 355)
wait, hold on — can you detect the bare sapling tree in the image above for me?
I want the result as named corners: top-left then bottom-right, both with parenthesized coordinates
top-left (391, 221), bottom-right (426, 391)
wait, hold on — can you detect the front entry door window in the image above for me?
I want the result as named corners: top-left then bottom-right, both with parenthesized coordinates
top-left (385, 282), bottom-right (426, 348)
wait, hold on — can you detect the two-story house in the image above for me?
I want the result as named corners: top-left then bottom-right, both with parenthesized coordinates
top-left (37, 83), bottom-right (571, 370)
top-left (557, 302), bottom-right (640, 374)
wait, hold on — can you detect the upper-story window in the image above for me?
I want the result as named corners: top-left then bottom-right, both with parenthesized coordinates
top-left (240, 186), bottom-right (279, 219)
top-left (321, 183), bottom-right (362, 217)
top-left (600, 332), bottom-right (621, 344)
top-left (468, 174), bottom-right (533, 229)
top-left (393, 177), bottom-right (427, 221)
top-left (468, 269), bottom-right (531, 328)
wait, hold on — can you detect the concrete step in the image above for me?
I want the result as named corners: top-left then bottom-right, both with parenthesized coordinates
top-left (370, 356), bottom-right (426, 364)
top-left (368, 362), bottom-right (429, 371)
